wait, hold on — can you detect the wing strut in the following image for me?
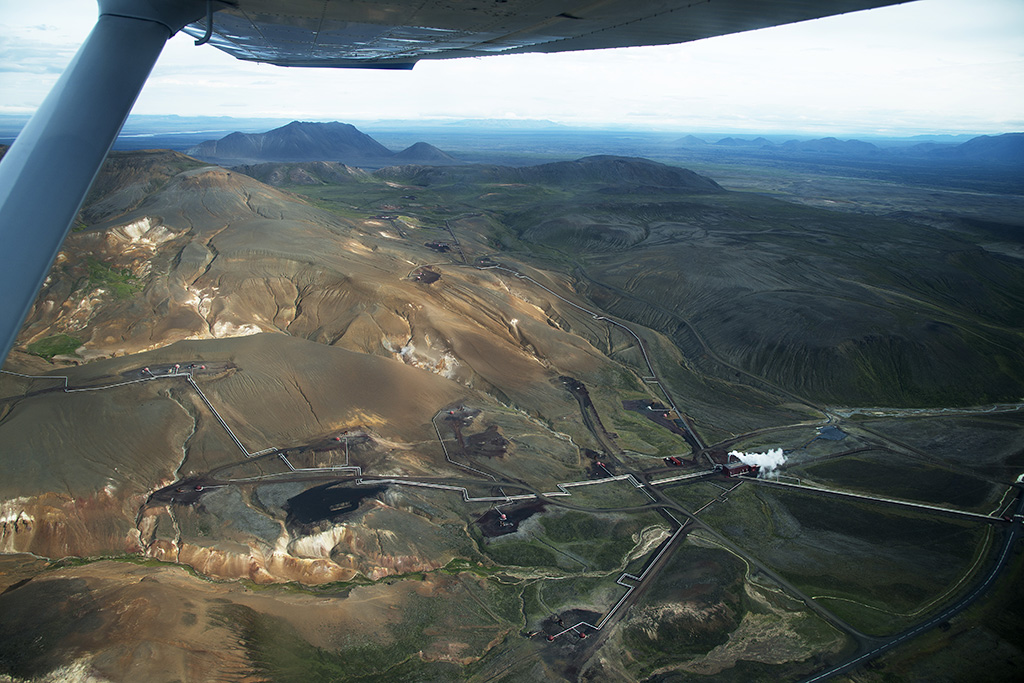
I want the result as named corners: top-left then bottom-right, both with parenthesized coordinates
top-left (0, 0), bottom-right (206, 364)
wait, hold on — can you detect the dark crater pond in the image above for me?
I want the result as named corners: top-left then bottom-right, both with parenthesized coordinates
top-left (477, 499), bottom-right (547, 538)
top-left (284, 483), bottom-right (386, 527)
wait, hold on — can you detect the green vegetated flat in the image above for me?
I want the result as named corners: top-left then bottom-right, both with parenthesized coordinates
top-left (483, 507), bottom-right (665, 572)
top-left (25, 333), bottom-right (81, 360)
top-left (541, 509), bottom-right (665, 571)
top-left (851, 413), bottom-right (1024, 481)
top-left (861, 539), bottom-right (1024, 683)
top-left (799, 453), bottom-right (996, 511)
top-left (695, 484), bottom-right (989, 635)
top-left (553, 479), bottom-right (656, 510)
top-left (663, 481), bottom-right (731, 513)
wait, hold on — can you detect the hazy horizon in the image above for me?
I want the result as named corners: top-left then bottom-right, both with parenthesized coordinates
top-left (0, 112), bottom-right (1014, 147)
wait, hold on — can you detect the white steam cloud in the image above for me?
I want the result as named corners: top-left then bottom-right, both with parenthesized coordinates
top-left (729, 448), bottom-right (786, 477)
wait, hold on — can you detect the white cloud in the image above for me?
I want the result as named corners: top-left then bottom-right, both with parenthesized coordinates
top-left (0, 39), bottom-right (77, 74)
top-left (0, 0), bottom-right (1022, 134)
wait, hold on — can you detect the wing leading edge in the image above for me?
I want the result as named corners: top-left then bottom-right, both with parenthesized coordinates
top-left (182, 0), bottom-right (912, 69)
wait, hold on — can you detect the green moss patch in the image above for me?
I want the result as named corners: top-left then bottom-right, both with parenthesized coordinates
top-left (83, 258), bottom-right (141, 299)
top-left (26, 334), bottom-right (82, 360)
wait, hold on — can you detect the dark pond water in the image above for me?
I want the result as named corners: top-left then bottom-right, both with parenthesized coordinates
top-left (285, 483), bottom-right (386, 526)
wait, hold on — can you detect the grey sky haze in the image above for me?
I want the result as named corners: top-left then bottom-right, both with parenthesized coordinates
top-left (0, 0), bottom-right (1022, 135)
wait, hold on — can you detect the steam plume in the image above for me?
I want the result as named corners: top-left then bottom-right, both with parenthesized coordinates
top-left (729, 448), bottom-right (786, 477)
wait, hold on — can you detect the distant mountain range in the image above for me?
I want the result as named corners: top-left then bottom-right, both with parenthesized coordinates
top-left (779, 137), bottom-right (881, 155)
top-left (188, 121), bottom-right (460, 167)
top-left (675, 132), bottom-right (1024, 163)
top-left (714, 136), bottom-right (773, 148)
top-left (941, 132), bottom-right (1024, 163)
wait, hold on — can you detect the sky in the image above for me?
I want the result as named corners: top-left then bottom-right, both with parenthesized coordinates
top-left (0, 0), bottom-right (1022, 136)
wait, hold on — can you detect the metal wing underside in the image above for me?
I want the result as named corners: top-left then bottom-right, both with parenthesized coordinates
top-left (182, 0), bottom-right (910, 69)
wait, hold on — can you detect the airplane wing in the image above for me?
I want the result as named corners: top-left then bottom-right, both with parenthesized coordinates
top-left (0, 0), bottom-right (912, 365)
top-left (181, 1), bottom-right (911, 69)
